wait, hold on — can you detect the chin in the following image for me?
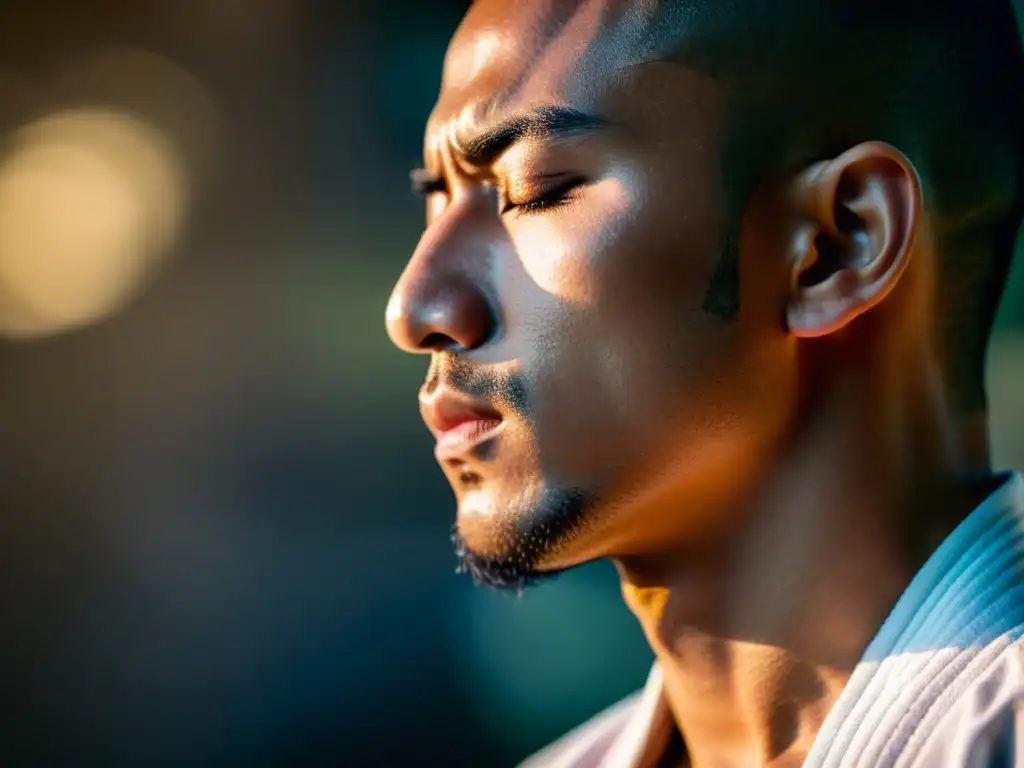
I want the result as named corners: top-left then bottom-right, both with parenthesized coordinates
top-left (451, 482), bottom-right (598, 593)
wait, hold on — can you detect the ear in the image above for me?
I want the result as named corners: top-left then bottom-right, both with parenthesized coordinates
top-left (786, 142), bottom-right (922, 338)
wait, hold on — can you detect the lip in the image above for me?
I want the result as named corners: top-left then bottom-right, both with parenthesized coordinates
top-left (420, 391), bottom-right (505, 458)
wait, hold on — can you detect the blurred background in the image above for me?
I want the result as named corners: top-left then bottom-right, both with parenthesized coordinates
top-left (0, 1), bottom-right (1021, 766)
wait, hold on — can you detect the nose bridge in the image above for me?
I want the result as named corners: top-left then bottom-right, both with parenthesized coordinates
top-left (414, 197), bottom-right (475, 278)
top-left (386, 198), bottom-right (497, 354)
top-left (398, 198), bottom-right (480, 311)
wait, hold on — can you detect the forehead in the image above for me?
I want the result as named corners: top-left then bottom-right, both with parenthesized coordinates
top-left (427, 0), bottom-right (666, 150)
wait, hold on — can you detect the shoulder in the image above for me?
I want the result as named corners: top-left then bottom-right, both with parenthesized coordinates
top-left (517, 691), bottom-right (645, 768)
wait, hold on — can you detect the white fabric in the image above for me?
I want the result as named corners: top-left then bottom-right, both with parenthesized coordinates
top-left (520, 472), bottom-right (1024, 768)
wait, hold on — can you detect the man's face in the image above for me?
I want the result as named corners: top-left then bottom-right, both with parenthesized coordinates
top-left (386, 0), bottom-right (798, 588)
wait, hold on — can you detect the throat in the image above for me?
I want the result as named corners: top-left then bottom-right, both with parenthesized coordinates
top-left (652, 633), bottom-right (847, 768)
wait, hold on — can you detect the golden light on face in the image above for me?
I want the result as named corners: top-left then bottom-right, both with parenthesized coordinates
top-left (496, 144), bottom-right (638, 306)
top-left (464, 28), bottom-right (506, 84)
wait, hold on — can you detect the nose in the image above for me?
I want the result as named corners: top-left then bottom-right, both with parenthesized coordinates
top-left (385, 208), bottom-right (497, 354)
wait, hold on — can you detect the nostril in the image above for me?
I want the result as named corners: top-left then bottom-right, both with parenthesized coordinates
top-left (421, 332), bottom-right (454, 351)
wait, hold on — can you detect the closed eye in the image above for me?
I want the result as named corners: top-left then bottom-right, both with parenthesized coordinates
top-left (502, 176), bottom-right (585, 216)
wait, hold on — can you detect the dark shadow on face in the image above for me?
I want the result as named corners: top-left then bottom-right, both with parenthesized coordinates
top-left (452, 486), bottom-right (598, 593)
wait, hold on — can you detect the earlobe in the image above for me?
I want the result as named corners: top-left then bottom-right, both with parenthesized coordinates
top-left (786, 142), bottom-right (922, 338)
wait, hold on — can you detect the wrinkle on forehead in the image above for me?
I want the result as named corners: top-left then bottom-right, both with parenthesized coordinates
top-left (427, 0), bottom-right (673, 155)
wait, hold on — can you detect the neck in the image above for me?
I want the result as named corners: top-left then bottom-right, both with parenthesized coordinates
top-left (614, 340), bottom-right (993, 768)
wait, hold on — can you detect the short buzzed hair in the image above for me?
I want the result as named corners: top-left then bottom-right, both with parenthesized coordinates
top-left (644, 0), bottom-right (1024, 412)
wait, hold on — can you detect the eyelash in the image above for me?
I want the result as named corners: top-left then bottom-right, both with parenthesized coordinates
top-left (502, 177), bottom-right (584, 216)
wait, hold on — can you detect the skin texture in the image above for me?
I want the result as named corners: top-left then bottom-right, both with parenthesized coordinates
top-left (385, 1), bottom-right (1004, 765)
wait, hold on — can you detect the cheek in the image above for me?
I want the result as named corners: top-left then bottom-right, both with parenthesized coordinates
top-left (511, 172), bottom-right (725, 480)
top-left (529, 309), bottom-right (633, 482)
top-left (527, 311), bottom-right (753, 489)
top-left (508, 177), bottom-right (633, 304)
top-left (507, 178), bottom-right (648, 477)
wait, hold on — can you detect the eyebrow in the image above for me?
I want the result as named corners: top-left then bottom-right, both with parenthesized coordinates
top-left (454, 106), bottom-right (609, 167)
top-left (410, 105), bottom-right (609, 196)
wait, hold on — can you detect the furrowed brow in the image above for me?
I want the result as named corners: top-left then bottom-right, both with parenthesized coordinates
top-left (454, 105), bottom-right (608, 167)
